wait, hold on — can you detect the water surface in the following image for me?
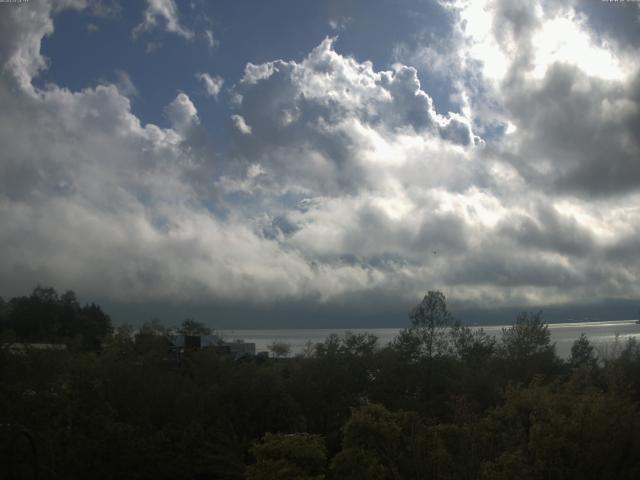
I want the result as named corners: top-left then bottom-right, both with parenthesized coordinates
top-left (220, 320), bottom-right (640, 358)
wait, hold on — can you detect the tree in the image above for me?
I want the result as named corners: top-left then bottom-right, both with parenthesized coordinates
top-left (139, 318), bottom-right (167, 336)
top-left (177, 318), bottom-right (212, 336)
top-left (341, 331), bottom-right (378, 356)
top-left (602, 337), bottom-right (640, 403)
top-left (330, 447), bottom-right (387, 480)
top-left (246, 432), bottom-right (327, 480)
top-left (298, 340), bottom-right (316, 358)
top-left (77, 302), bottom-right (112, 349)
top-left (390, 328), bottom-right (423, 364)
top-left (444, 324), bottom-right (502, 412)
top-left (478, 383), bottom-right (640, 480)
top-left (268, 341), bottom-right (291, 358)
top-left (314, 334), bottom-right (342, 357)
top-left (499, 311), bottom-right (557, 381)
top-left (3, 286), bottom-right (111, 349)
top-left (403, 291), bottom-right (455, 409)
top-left (60, 290), bottom-right (79, 309)
top-left (135, 318), bottom-right (170, 355)
top-left (500, 311), bottom-right (553, 360)
top-left (31, 285), bottom-right (59, 304)
top-left (409, 291), bottom-right (453, 359)
top-left (103, 323), bottom-right (136, 359)
top-left (0, 296), bottom-right (14, 344)
top-left (7, 286), bottom-right (60, 341)
top-left (569, 333), bottom-right (598, 369)
top-left (449, 325), bottom-right (496, 364)
top-left (332, 404), bottom-right (426, 479)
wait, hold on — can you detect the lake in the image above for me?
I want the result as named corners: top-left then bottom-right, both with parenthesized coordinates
top-left (220, 320), bottom-right (640, 358)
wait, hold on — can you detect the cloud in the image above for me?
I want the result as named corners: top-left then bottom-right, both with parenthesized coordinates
top-left (485, 0), bottom-right (640, 197)
top-left (0, 0), bottom-right (59, 90)
top-left (231, 114), bottom-right (252, 135)
top-left (568, 0), bottom-right (640, 58)
top-left (166, 92), bottom-right (199, 133)
top-left (203, 29), bottom-right (218, 49)
top-left (197, 72), bottom-right (223, 99)
top-left (112, 70), bottom-right (137, 97)
top-left (226, 37), bottom-right (482, 198)
top-left (328, 17), bottom-right (351, 31)
top-left (1, 0), bottom-right (640, 323)
top-left (0, 4), bottom-right (392, 308)
top-left (504, 64), bottom-right (640, 196)
top-left (145, 41), bottom-right (162, 53)
top-left (217, 25), bottom-right (640, 309)
top-left (133, 0), bottom-right (194, 40)
top-left (232, 39), bottom-right (446, 135)
top-left (0, 70), bottom-right (326, 303)
top-left (84, 0), bottom-right (121, 19)
top-left (418, 0), bottom-right (640, 197)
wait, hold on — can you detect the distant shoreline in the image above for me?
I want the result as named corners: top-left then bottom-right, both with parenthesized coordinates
top-left (220, 318), bottom-right (639, 334)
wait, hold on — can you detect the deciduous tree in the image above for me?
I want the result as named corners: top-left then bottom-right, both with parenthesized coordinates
top-left (246, 432), bottom-right (327, 480)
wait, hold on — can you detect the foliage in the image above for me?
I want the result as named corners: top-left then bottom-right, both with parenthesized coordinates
top-left (569, 333), bottom-right (598, 370)
top-left (601, 337), bottom-right (640, 402)
top-left (449, 325), bottom-right (496, 364)
top-left (139, 318), bottom-right (168, 336)
top-left (478, 383), bottom-right (640, 480)
top-left (0, 286), bottom-right (111, 350)
top-left (330, 446), bottom-right (387, 480)
top-left (246, 432), bottom-right (327, 480)
top-left (178, 318), bottom-right (213, 336)
top-left (268, 340), bottom-right (292, 358)
top-left (500, 311), bottom-right (552, 359)
top-left (498, 311), bottom-right (559, 383)
top-left (2, 287), bottom-right (640, 479)
top-left (333, 404), bottom-right (424, 479)
top-left (409, 290), bottom-right (454, 359)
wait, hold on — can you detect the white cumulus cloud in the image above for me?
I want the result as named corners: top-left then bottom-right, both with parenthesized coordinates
top-left (197, 72), bottom-right (224, 99)
top-left (133, 0), bottom-right (193, 40)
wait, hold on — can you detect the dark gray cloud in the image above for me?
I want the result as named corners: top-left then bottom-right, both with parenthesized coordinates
top-left (497, 203), bottom-right (597, 258)
top-left (576, 0), bottom-right (640, 53)
top-left (505, 63), bottom-right (640, 196)
top-left (448, 0), bottom-right (640, 197)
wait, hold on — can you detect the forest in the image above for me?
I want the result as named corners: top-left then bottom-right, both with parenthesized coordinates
top-left (1, 287), bottom-right (640, 479)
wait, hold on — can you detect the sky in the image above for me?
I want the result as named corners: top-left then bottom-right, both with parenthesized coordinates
top-left (1, 0), bottom-right (639, 328)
